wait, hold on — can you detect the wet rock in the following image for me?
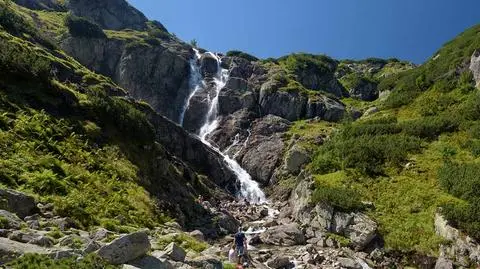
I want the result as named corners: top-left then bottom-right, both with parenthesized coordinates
top-left (216, 211), bottom-right (240, 234)
top-left (260, 223), bottom-right (306, 246)
top-left (200, 53), bottom-right (219, 77)
top-left (0, 210), bottom-right (23, 229)
top-left (267, 256), bottom-right (291, 269)
top-left (97, 231), bottom-right (151, 265)
top-left (0, 189), bottom-right (38, 219)
top-left (249, 234), bottom-right (262, 245)
top-left (163, 242), bottom-right (186, 262)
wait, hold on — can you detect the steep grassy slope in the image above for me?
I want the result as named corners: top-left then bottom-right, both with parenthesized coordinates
top-left (0, 1), bottom-right (215, 234)
top-left (293, 24), bottom-right (480, 254)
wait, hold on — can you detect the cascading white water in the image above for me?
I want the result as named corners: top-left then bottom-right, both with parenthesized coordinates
top-left (181, 50), bottom-right (266, 203)
top-left (179, 49), bottom-right (204, 125)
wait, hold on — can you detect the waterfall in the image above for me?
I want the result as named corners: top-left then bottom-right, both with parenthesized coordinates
top-left (179, 49), bottom-right (204, 125)
top-left (181, 50), bottom-right (266, 204)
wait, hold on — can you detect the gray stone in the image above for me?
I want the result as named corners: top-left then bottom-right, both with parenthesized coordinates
top-left (267, 256), bottom-right (291, 269)
top-left (97, 231), bottom-right (151, 265)
top-left (189, 230), bottom-right (205, 241)
top-left (284, 145), bottom-right (310, 175)
top-left (470, 50), bottom-right (480, 88)
top-left (126, 254), bottom-right (174, 269)
top-left (337, 257), bottom-right (362, 269)
top-left (26, 220), bottom-right (40, 230)
top-left (186, 255), bottom-right (223, 269)
top-left (29, 236), bottom-right (54, 247)
top-left (435, 256), bottom-right (454, 269)
top-left (50, 249), bottom-right (80, 260)
top-left (163, 242), bottom-right (186, 262)
top-left (59, 235), bottom-right (88, 249)
top-left (344, 213), bottom-right (377, 250)
top-left (0, 189), bottom-right (38, 219)
top-left (91, 228), bottom-right (114, 241)
top-left (260, 223), bottom-right (306, 246)
top-left (66, 0), bottom-right (149, 31)
top-left (331, 212), bottom-right (353, 234)
top-left (0, 210), bottom-right (23, 229)
top-left (363, 107), bottom-right (379, 117)
top-left (0, 237), bottom-right (49, 263)
top-left (83, 240), bottom-right (102, 254)
top-left (9, 230), bottom-right (39, 244)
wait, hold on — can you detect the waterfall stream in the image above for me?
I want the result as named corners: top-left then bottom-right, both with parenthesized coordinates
top-left (181, 50), bottom-right (266, 203)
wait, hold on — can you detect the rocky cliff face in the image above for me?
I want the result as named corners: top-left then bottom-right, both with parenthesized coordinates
top-left (61, 36), bottom-right (193, 121)
top-left (65, 0), bottom-right (148, 30)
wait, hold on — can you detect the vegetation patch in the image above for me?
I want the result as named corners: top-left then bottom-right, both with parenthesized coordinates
top-left (6, 253), bottom-right (119, 269)
top-left (64, 13), bottom-right (106, 39)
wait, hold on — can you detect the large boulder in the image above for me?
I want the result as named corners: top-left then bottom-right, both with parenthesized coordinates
top-left (0, 210), bottom-right (23, 229)
top-left (470, 50), bottom-right (480, 88)
top-left (435, 256), bottom-right (454, 269)
top-left (66, 0), bottom-right (149, 31)
top-left (344, 213), bottom-right (378, 250)
top-left (284, 145), bottom-right (310, 175)
top-left (0, 237), bottom-right (50, 263)
top-left (163, 242), bottom-right (186, 262)
top-left (306, 97), bottom-right (345, 122)
top-left (267, 256), bottom-right (291, 269)
top-left (0, 189), bottom-right (38, 219)
top-left (97, 231), bottom-right (151, 265)
top-left (260, 223), bottom-right (306, 246)
top-left (186, 255), bottom-right (223, 269)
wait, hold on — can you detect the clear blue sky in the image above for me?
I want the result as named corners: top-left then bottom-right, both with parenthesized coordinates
top-left (127, 0), bottom-right (480, 64)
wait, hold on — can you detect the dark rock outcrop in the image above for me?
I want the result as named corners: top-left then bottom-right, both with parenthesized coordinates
top-left (0, 189), bottom-right (38, 219)
top-left (66, 0), bottom-right (149, 31)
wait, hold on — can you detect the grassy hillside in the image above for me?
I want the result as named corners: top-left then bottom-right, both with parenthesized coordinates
top-left (291, 24), bottom-right (480, 254)
top-left (0, 0), bottom-right (203, 233)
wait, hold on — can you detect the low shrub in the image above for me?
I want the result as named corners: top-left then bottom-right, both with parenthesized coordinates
top-left (64, 14), bottom-right (106, 38)
top-left (312, 184), bottom-right (364, 212)
top-left (226, 50), bottom-right (259, 62)
top-left (6, 253), bottom-right (119, 269)
top-left (438, 161), bottom-right (480, 240)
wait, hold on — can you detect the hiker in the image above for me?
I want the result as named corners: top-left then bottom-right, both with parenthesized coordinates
top-left (234, 227), bottom-right (248, 265)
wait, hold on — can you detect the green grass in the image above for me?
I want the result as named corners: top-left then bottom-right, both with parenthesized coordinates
top-left (154, 233), bottom-right (208, 253)
top-left (6, 253), bottom-right (119, 269)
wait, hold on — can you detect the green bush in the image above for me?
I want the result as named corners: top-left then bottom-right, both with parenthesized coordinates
top-left (400, 115), bottom-right (459, 140)
top-left (226, 50), bottom-right (259, 62)
top-left (0, 38), bottom-right (51, 79)
top-left (147, 28), bottom-right (170, 40)
top-left (438, 161), bottom-right (480, 240)
top-left (6, 253), bottom-right (119, 269)
top-left (64, 14), bottom-right (106, 38)
top-left (312, 184), bottom-right (364, 211)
